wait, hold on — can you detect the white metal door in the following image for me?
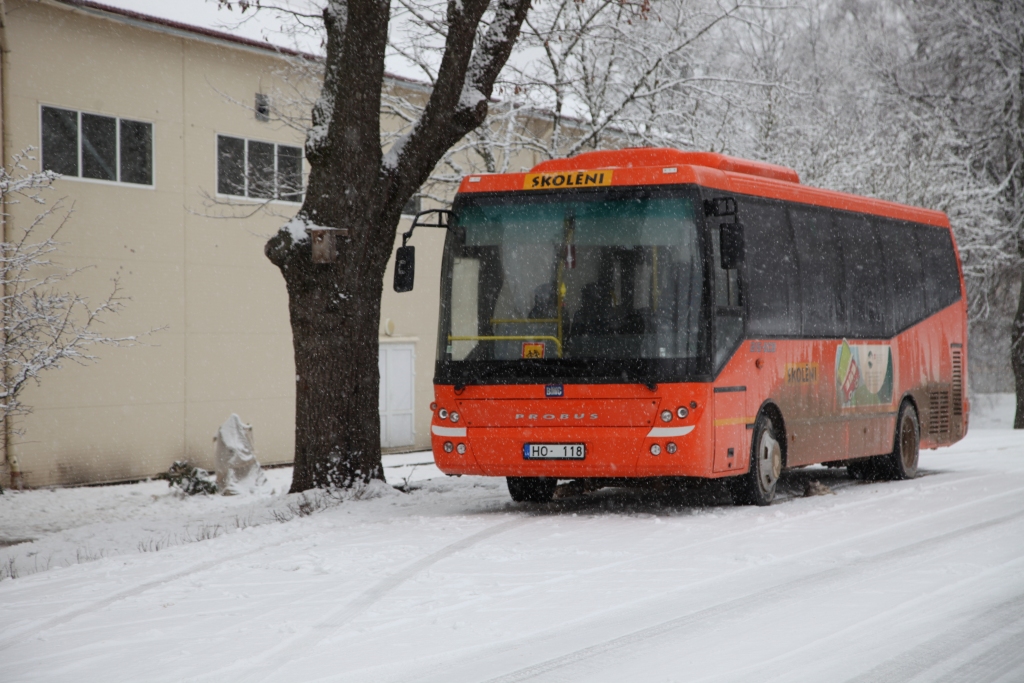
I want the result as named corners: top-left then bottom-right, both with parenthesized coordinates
top-left (379, 344), bottom-right (415, 448)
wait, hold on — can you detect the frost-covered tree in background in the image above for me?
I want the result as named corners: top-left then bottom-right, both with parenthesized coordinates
top-left (387, 0), bottom-right (755, 191)
top-left (671, 0), bottom-right (1018, 411)
top-left (218, 0), bottom-right (533, 491)
top-left (1, 152), bottom-right (135, 488)
top-left (879, 0), bottom-right (1024, 426)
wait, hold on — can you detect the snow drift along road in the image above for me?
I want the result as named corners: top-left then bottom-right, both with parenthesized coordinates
top-left (0, 430), bottom-right (1022, 683)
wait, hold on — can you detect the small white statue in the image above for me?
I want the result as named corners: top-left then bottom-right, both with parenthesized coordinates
top-left (214, 414), bottom-right (267, 495)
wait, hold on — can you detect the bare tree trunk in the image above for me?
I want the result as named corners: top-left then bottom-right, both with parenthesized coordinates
top-left (265, 0), bottom-right (531, 492)
top-left (1014, 270), bottom-right (1024, 428)
top-left (266, 220), bottom-right (395, 490)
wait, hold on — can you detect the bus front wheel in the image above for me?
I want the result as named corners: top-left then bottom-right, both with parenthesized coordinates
top-left (731, 414), bottom-right (782, 506)
top-left (507, 477), bottom-right (557, 503)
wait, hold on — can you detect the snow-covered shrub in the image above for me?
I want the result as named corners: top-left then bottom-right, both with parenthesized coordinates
top-left (156, 461), bottom-right (217, 496)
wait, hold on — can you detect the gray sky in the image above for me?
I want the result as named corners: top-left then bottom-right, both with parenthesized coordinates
top-left (96, 0), bottom-right (430, 81)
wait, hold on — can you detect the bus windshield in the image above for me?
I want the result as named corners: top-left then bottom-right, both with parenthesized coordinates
top-left (437, 188), bottom-right (708, 383)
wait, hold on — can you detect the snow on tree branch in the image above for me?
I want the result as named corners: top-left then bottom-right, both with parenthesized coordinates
top-left (0, 151), bottom-right (144, 424)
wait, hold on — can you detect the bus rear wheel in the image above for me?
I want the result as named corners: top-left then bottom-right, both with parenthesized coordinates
top-left (847, 402), bottom-right (920, 481)
top-left (507, 477), bottom-right (558, 503)
top-left (731, 414), bottom-right (782, 506)
top-left (884, 402), bottom-right (920, 479)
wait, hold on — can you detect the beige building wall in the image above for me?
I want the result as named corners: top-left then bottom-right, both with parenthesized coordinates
top-left (0, 0), bottom-right (547, 487)
top-left (1, 0), bottom-right (310, 486)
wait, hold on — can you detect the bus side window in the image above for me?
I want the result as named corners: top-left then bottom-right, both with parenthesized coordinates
top-left (791, 206), bottom-right (845, 338)
top-left (741, 199), bottom-right (801, 338)
top-left (876, 217), bottom-right (927, 333)
top-left (835, 213), bottom-right (891, 338)
top-left (917, 226), bottom-right (962, 313)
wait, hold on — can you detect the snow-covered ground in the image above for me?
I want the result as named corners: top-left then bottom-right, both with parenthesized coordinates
top-left (970, 393), bottom-right (1017, 429)
top-left (1, 405), bottom-right (1022, 682)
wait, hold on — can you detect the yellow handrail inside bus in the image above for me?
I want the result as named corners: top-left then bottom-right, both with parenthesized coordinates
top-left (489, 318), bottom-right (559, 324)
top-left (448, 335), bottom-right (563, 356)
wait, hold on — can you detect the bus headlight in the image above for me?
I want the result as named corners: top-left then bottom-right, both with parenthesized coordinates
top-left (450, 412), bottom-right (460, 423)
top-left (650, 443), bottom-right (662, 455)
top-left (443, 441), bottom-right (454, 453)
top-left (438, 408), bottom-right (449, 419)
top-left (666, 442), bottom-right (678, 454)
top-left (660, 410), bottom-right (673, 423)
top-left (676, 406), bottom-right (689, 419)
top-left (456, 443), bottom-right (467, 454)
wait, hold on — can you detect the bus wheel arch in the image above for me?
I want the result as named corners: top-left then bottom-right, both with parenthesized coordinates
top-left (731, 404), bottom-right (785, 506)
top-left (887, 396), bottom-right (920, 479)
top-left (847, 394), bottom-right (920, 481)
top-left (757, 401), bottom-right (788, 470)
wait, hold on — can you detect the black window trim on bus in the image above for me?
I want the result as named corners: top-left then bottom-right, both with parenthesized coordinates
top-left (700, 187), bottom-right (749, 375)
top-left (732, 192), bottom-right (961, 345)
top-left (433, 183), bottom-right (717, 387)
top-left (432, 183), bottom-right (963, 385)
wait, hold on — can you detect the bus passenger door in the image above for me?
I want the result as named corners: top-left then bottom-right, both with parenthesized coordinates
top-left (710, 212), bottom-right (751, 473)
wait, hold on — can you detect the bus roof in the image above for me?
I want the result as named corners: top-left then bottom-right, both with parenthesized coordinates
top-left (456, 148), bottom-right (950, 229)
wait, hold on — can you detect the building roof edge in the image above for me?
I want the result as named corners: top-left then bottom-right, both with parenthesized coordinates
top-left (49, 0), bottom-right (429, 90)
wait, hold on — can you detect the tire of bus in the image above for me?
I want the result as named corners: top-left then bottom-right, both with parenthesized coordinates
top-left (730, 413), bottom-right (783, 506)
top-left (507, 477), bottom-right (558, 503)
top-left (848, 401), bottom-right (920, 481)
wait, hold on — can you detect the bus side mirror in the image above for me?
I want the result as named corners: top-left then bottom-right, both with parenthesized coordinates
top-left (720, 223), bottom-right (744, 270)
top-left (394, 246), bottom-right (415, 292)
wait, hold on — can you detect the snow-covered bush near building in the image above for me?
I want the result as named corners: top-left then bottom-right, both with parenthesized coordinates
top-left (156, 461), bottom-right (219, 496)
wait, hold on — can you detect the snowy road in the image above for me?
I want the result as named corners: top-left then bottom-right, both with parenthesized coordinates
top-left (1, 430), bottom-right (1023, 682)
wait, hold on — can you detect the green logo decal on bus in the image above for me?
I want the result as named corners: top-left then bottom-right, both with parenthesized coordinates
top-left (836, 340), bottom-right (893, 408)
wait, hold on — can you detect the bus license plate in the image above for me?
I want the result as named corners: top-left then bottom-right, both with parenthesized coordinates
top-left (524, 443), bottom-right (586, 460)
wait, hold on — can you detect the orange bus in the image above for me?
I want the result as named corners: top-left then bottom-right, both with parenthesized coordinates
top-left (396, 149), bottom-right (968, 505)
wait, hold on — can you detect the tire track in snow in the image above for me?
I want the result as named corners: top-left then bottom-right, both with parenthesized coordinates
top-left (392, 480), bottom-right (1024, 683)
top-left (187, 472), bottom-right (991, 682)
top-left (477, 508), bottom-right (1024, 683)
top-left (281, 472), bottom-right (1022, 683)
top-left (843, 592), bottom-right (1024, 683)
top-left (2, 466), bottom-right (1009, 672)
top-left (934, 625), bottom-right (1024, 683)
top-left (204, 516), bottom-right (534, 683)
top-left (477, 509), bottom-right (1024, 679)
top-left (251, 473), bottom-right (1003, 679)
top-left (0, 472), bottom-right (871, 659)
top-left (683, 555), bottom-right (1024, 683)
top-left (0, 534), bottom-right (299, 652)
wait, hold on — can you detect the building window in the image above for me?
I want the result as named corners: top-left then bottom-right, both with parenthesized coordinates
top-left (217, 134), bottom-right (303, 202)
top-left (41, 106), bottom-right (153, 185)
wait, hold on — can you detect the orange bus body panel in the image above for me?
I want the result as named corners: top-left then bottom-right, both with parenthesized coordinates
top-left (436, 149), bottom-right (968, 480)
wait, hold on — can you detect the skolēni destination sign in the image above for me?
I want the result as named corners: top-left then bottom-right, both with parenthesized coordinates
top-left (523, 170), bottom-right (614, 190)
